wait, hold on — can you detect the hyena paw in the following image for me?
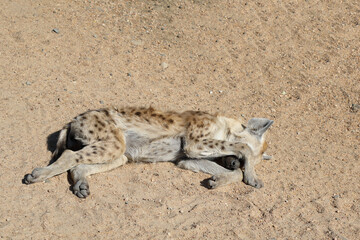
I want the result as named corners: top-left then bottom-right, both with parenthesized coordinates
top-left (244, 176), bottom-right (263, 189)
top-left (207, 175), bottom-right (226, 189)
top-left (23, 168), bottom-right (46, 184)
top-left (73, 179), bottom-right (90, 198)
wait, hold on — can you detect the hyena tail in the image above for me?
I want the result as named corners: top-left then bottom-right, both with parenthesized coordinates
top-left (52, 123), bottom-right (70, 160)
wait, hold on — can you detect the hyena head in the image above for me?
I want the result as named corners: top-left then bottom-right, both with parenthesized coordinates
top-left (235, 118), bottom-right (274, 162)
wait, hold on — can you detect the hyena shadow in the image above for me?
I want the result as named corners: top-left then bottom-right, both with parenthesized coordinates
top-left (47, 130), bottom-right (61, 164)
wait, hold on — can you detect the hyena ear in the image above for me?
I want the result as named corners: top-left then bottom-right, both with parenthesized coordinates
top-left (244, 118), bottom-right (274, 137)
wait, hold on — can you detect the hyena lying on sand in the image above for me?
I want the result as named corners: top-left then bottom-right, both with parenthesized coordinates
top-left (24, 107), bottom-right (273, 198)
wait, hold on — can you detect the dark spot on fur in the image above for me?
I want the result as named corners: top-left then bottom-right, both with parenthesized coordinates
top-left (91, 146), bottom-right (97, 149)
top-left (168, 119), bottom-right (174, 124)
top-left (135, 111), bottom-right (141, 116)
top-left (167, 150), bottom-right (173, 153)
top-left (82, 116), bottom-right (87, 120)
top-left (98, 120), bottom-right (106, 127)
top-left (103, 109), bottom-right (110, 116)
top-left (164, 124), bottom-right (169, 129)
top-left (75, 158), bottom-right (79, 162)
top-left (215, 142), bottom-right (219, 146)
top-left (92, 151), bottom-right (97, 154)
top-left (209, 145), bottom-right (214, 148)
top-left (197, 146), bottom-right (203, 150)
top-left (89, 130), bottom-right (94, 134)
top-left (114, 142), bottom-right (120, 150)
top-left (80, 123), bottom-right (84, 127)
top-left (100, 146), bottom-right (105, 151)
top-left (194, 139), bottom-right (199, 143)
top-left (98, 127), bottom-right (103, 131)
top-left (94, 124), bottom-right (98, 127)
top-left (144, 118), bottom-right (150, 123)
top-left (230, 143), bottom-right (233, 146)
top-left (86, 153), bottom-right (91, 156)
top-left (121, 111), bottom-right (126, 115)
top-left (200, 134), bottom-right (204, 138)
top-left (221, 146), bottom-right (225, 150)
top-left (94, 115), bottom-right (99, 120)
top-left (151, 113), bottom-right (157, 117)
top-left (241, 146), bottom-right (245, 149)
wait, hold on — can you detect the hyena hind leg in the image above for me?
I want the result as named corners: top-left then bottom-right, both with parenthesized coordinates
top-left (70, 155), bottom-right (128, 198)
top-left (24, 140), bottom-right (124, 184)
top-left (24, 150), bottom-right (79, 184)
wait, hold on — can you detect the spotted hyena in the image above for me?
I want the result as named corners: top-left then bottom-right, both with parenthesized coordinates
top-left (24, 107), bottom-right (273, 198)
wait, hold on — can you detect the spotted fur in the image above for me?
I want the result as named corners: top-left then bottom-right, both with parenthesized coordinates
top-left (24, 107), bottom-right (273, 198)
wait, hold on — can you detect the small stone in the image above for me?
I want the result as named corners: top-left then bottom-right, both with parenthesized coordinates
top-left (52, 28), bottom-right (59, 34)
top-left (218, 90), bottom-right (223, 93)
top-left (161, 62), bottom-right (169, 69)
top-left (25, 81), bottom-right (31, 86)
top-left (131, 40), bottom-right (144, 46)
top-left (99, 100), bottom-right (104, 104)
top-left (124, 201), bottom-right (128, 204)
top-left (93, 34), bottom-right (97, 38)
top-left (127, 73), bottom-right (131, 77)
top-left (209, 91), bottom-right (213, 94)
top-left (281, 91), bottom-right (286, 95)
top-left (350, 103), bottom-right (360, 113)
top-left (333, 194), bottom-right (340, 199)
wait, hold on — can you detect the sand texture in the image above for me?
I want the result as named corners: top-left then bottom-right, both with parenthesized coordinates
top-left (0, 0), bottom-right (359, 239)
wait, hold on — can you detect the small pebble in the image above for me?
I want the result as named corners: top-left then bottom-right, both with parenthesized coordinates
top-left (161, 62), bottom-right (169, 69)
top-left (99, 100), bottom-right (104, 104)
top-left (350, 103), bottom-right (360, 112)
top-left (209, 91), bottom-right (213, 94)
top-left (131, 40), bottom-right (144, 46)
top-left (52, 28), bottom-right (59, 34)
top-left (127, 73), bottom-right (131, 77)
top-left (25, 81), bottom-right (31, 86)
top-left (333, 194), bottom-right (340, 199)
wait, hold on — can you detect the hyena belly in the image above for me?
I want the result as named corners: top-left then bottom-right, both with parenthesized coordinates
top-left (124, 130), bottom-right (184, 163)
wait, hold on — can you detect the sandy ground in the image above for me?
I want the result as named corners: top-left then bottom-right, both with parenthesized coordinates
top-left (1, 0), bottom-right (359, 239)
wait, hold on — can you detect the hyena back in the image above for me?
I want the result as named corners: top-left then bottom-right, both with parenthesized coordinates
top-left (24, 107), bottom-right (273, 198)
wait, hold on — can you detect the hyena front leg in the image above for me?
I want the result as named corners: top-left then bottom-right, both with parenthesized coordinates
top-left (24, 140), bottom-right (125, 184)
top-left (184, 139), bottom-right (263, 188)
top-left (177, 159), bottom-right (243, 189)
top-left (70, 155), bottom-right (128, 198)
